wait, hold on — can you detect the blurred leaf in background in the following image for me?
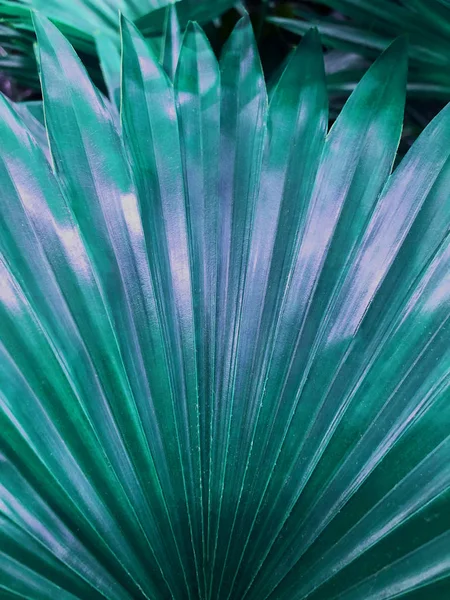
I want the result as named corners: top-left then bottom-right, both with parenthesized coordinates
top-left (0, 0), bottom-right (237, 95)
top-left (269, 0), bottom-right (450, 152)
top-left (0, 1), bottom-right (450, 151)
top-left (1, 11), bottom-right (450, 599)
top-left (271, 1), bottom-right (450, 99)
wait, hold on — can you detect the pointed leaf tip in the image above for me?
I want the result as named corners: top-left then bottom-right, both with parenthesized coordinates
top-left (185, 20), bottom-right (202, 35)
top-left (176, 19), bottom-right (218, 96)
top-left (32, 9), bottom-right (100, 113)
top-left (221, 12), bottom-right (262, 75)
top-left (121, 10), bottom-right (165, 86)
top-left (334, 29), bottom-right (408, 130)
top-left (182, 20), bottom-right (212, 51)
top-left (271, 23), bottom-right (326, 115)
top-left (119, 11), bottom-right (135, 35)
top-left (32, 11), bottom-right (72, 54)
top-left (32, 11), bottom-right (54, 42)
top-left (120, 12), bottom-right (149, 47)
top-left (288, 26), bottom-right (324, 70)
top-left (387, 33), bottom-right (409, 54)
top-left (371, 33), bottom-right (409, 81)
top-left (224, 12), bottom-right (256, 49)
top-left (234, 12), bottom-right (251, 31)
top-left (302, 26), bottom-right (321, 44)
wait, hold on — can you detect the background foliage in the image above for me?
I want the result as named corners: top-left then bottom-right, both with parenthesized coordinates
top-left (0, 0), bottom-right (448, 150)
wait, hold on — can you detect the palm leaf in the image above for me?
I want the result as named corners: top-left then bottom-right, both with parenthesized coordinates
top-left (270, 0), bottom-right (450, 98)
top-left (0, 0), bottom-right (235, 91)
top-left (268, 0), bottom-right (450, 151)
top-left (1, 11), bottom-right (450, 600)
top-left (136, 0), bottom-right (237, 35)
top-left (4, 0), bottom-right (173, 36)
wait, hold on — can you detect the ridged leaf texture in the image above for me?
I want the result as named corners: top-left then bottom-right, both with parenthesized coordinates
top-left (1, 12), bottom-right (450, 600)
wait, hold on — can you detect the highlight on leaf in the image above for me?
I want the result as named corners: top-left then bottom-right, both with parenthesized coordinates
top-left (0, 8), bottom-right (450, 600)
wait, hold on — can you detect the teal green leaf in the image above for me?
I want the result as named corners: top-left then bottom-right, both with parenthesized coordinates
top-left (0, 0), bottom-right (232, 92)
top-left (269, 0), bottom-right (450, 110)
top-left (96, 33), bottom-right (121, 109)
top-left (1, 13), bottom-right (450, 600)
top-left (159, 3), bottom-right (181, 80)
top-left (174, 20), bottom-right (221, 570)
top-left (120, 13), bottom-right (204, 597)
top-left (136, 0), bottom-right (236, 36)
top-left (5, 0), bottom-right (175, 37)
top-left (207, 16), bottom-right (268, 598)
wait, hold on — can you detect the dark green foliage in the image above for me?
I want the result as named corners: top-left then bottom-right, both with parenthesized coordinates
top-left (0, 11), bottom-right (450, 599)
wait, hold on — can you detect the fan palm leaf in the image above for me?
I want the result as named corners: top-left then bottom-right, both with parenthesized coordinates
top-left (0, 11), bottom-right (450, 600)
